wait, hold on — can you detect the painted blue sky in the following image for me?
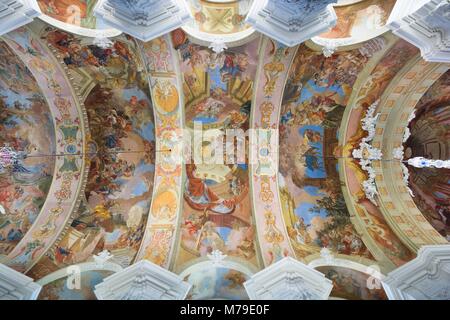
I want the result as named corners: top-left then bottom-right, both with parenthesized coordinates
top-left (295, 202), bottom-right (328, 225)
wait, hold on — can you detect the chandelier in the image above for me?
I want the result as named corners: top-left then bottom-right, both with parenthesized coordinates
top-left (407, 157), bottom-right (450, 169)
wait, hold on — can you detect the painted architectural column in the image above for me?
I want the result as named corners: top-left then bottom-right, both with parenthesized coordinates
top-left (94, 260), bottom-right (191, 300)
top-left (135, 35), bottom-right (185, 269)
top-left (0, 263), bottom-right (41, 300)
top-left (249, 37), bottom-right (297, 266)
top-left (387, 0), bottom-right (450, 63)
top-left (244, 257), bottom-right (333, 300)
top-left (382, 245), bottom-right (450, 300)
top-left (0, 0), bottom-right (41, 36)
top-left (245, 0), bottom-right (337, 47)
top-left (94, 0), bottom-right (192, 42)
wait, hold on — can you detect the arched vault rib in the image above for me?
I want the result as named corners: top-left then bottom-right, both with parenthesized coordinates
top-left (134, 35), bottom-right (185, 269)
top-left (2, 25), bottom-right (88, 273)
top-left (249, 37), bottom-right (298, 267)
top-left (372, 58), bottom-right (448, 252)
top-left (339, 35), bottom-right (420, 271)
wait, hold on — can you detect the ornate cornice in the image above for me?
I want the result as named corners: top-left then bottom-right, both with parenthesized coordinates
top-left (245, 0), bottom-right (337, 47)
top-left (94, 0), bottom-right (192, 42)
top-left (244, 257), bottom-right (333, 300)
top-left (0, 0), bottom-right (40, 36)
top-left (388, 0), bottom-right (450, 63)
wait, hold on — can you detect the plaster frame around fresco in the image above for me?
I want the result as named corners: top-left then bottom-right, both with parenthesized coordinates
top-left (1, 23), bottom-right (89, 272)
top-left (337, 32), bottom-right (412, 272)
top-left (371, 59), bottom-right (448, 251)
top-left (309, 0), bottom-right (395, 52)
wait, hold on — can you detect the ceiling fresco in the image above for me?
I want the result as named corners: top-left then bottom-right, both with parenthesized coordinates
top-left (339, 37), bottom-right (420, 268)
top-left (26, 26), bottom-right (156, 277)
top-left (0, 0), bottom-right (448, 301)
top-left (0, 41), bottom-right (56, 257)
top-left (317, 0), bottom-right (396, 42)
top-left (1, 26), bottom-right (87, 274)
top-left (185, 0), bottom-right (253, 35)
top-left (279, 44), bottom-right (372, 260)
top-left (172, 30), bottom-right (260, 270)
top-left (405, 71), bottom-right (450, 242)
top-left (37, 0), bottom-right (99, 29)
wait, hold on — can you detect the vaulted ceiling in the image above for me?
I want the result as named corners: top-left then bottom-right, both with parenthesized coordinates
top-left (0, 0), bottom-right (449, 301)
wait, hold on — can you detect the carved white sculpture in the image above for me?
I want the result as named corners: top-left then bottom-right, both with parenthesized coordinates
top-left (244, 257), bottom-right (333, 300)
top-left (388, 0), bottom-right (450, 63)
top-left (0, 0), bottom-right (40, 37)
top-left (352, 100), bottom-right (382, 205)
top-left (245, 0), bottom-right (337, 47)
top-left (382, 245), bottom-right (450, 300)
top-left (94, 260), bottom-right (191, 300)
top-left (94, 0), bottom-right (192, 42)
top-left (0, 263), bottom-right (41, 300)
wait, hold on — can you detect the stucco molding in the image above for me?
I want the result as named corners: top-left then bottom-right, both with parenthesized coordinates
top-left (94, 0), bottom-right (192, 42)
top-left (0, 263), bottom-right (41, 300)
top-left (382, 245), bottom-right (450, 300)
top-left (387, 0), bottom-right (450, 63)
top-left (244, 257), bottom-right (333, 300)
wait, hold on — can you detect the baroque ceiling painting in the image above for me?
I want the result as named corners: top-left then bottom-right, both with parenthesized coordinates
top-left (0, 0), bottom-right (449, 302)
top-left (183, 266), bottom-right (250, 300)
top-left (279, 45), bottom-right (372, 260)
top-left (173, 30), bottom-right (259, 270)
top-left (316, 265), bottom-right (388, 300)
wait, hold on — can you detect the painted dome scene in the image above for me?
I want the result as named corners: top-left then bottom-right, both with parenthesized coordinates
top-left (0, 0), bottom-right (449, 303)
